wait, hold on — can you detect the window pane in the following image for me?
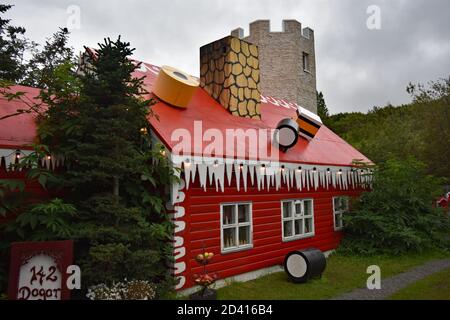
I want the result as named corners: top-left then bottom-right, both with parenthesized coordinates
top-left (304, 200), bottom-right (312, 216)
top-left (335, 214), bottom-right (343, 228)
top-left (223, 205), bottom-right (235, 225)
top-left (303, 53), bottom-right (309, 71)
top-left (283, 202), bottom-right (292, 218)
top-left (334, 197), bottom-right (340, 211)
top-left (339, 198), bottom-right (345, 211)
top-left (295, 201), bottom-right (302, 215)
top-left (238, 226), bottom-right (250, 246)
top-left (283, 221), bottom-right (293, 237)
top-left (335, 197), bottom-right (348, 211)
top-left (238, 204), bottom-right (249, 223)
top-left (223, 227), bottom-right (236, 248)
top-left (305, 218), bottom-right (313, 233)
top-left (343, 197), bottom-right (349, 210)
top-left (294, 219), bottom-right (304, 235)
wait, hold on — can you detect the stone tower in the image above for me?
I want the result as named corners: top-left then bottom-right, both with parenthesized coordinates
top-left (231, 19), bottom-right (317, 114)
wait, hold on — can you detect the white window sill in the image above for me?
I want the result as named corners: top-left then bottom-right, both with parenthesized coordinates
top-left (282, 233), bottom-right (315, 242)
top-left (221, 244), bottom-right (253, 254)
top-left (334, 226), bottom-right (343, 231)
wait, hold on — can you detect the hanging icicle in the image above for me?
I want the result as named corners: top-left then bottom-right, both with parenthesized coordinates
top-left (171, 155), bottom-right (371, 193)
top-left (326, 169), bottom-right (330, 190)
top-left (241, 163), bottom-right (248, 192)
top-left (225, 161), bottom-right (233, 186)
top-left (214, 163), bottom-right (225, 192)
top-left (289, 169), bottom-right (294, 191)
top-left (265, 166), bottom-right (272, 191)
top-left (255, 164), bottom-right (262, 191)
top-left (314, 170), bottom-right (319, 190)
top-left (234, 163), bottom-right (241, 192)
top-left (190, 162), bottom-right (197, 184)
top-left (207, 160), bottom-right (215, 187)
top-left (275, 167), bottom-right (281, 191)
top-left (248, 164), bottom-right (255, 186)
top-left (343, 169), bottom-right (348, 190)
top-left (301, 169), bottom-right (306, 190)
top-left (337, 170), bottom-right (342, 189)
top-left (183, 161), bottom-right (191, 189)
top-left (197, 163), bottom-right (208, 191)
top-left (294, 168), bottom-right (301, 191)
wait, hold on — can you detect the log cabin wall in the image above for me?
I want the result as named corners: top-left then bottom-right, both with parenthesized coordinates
top-left (177, 171), bottom-right (365, 289)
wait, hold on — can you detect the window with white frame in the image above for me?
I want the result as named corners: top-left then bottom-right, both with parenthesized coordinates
top-left (221, 203), bottom-right (252, 253)
top-left (281, 199), bottom-right (314, 241)
top-left (333, 196), bottom-right (349, 230)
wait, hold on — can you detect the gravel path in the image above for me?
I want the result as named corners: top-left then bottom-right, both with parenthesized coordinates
top-left (331, 259), bottom-right (450, 300)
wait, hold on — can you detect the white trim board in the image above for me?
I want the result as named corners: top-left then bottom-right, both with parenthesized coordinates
top-left (0, 148), bottom-right (64, 171)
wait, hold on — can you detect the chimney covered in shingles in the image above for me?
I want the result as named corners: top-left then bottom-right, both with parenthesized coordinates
top-left (200, 36), bottom-right (261, 119)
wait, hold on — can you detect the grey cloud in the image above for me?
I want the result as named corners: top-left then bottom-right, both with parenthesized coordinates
top-left (7, 0), bottom-right (450, 113)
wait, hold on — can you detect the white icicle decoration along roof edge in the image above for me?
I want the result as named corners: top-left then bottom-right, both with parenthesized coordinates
top-left (0, 148), bottom-right (65, 171)
top-left (169, 154), bottom-right (373, 204)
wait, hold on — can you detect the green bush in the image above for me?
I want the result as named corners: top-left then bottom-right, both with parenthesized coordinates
top-left (0, 37), bottom-right (177, 298)
top-left (340, 157), bottom-right (450, 255)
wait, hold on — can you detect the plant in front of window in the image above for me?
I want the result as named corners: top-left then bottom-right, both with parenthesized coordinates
top-left (339, 157), bottom-right (450, 255)
top-left (190, 245), bottom-right (218, 300)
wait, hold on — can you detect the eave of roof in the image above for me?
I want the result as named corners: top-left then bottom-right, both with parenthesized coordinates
top-left (137, 63), bottom-right (371, 167)
top-left (0, 61), bottom-right (372, 167)
top-left (0, 85), bottom-right (40, 149)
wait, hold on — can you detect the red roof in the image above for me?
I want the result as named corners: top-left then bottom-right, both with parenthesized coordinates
top-left (0, 62), bottom-right (371, 166)
top-left (0, 85), bottom-right (40, 149)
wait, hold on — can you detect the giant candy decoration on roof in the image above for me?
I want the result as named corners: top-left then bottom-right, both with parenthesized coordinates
top-left (152, 65), bottom-right (199, 109)
top-left (296, 105), bottom-right (323, 140)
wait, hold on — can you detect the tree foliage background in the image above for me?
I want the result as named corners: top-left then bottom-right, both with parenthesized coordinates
top-left (339, 157), bottom-right (450, 255)
top-left (322, 77), bottom-right (450, 180)
top-left (0, 4), bottom-right (30, 83)
top-left (320, 78), bottom-right (450, 255)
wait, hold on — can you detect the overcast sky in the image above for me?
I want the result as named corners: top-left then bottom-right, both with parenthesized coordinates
top-left (6, 0), bottom-right (450, 114)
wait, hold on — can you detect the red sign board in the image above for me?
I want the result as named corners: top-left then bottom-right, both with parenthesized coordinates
top-left (8, 240), bottom-right (73, 300)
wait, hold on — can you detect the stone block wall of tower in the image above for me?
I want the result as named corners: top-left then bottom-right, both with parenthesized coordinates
top-left (231, 19), bottom-right (318, 114)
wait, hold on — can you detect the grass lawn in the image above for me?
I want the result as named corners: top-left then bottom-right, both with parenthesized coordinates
top-left (215, 250), bottom-right (450, 300)
top-left (389, 267), bottom-right (450, 300)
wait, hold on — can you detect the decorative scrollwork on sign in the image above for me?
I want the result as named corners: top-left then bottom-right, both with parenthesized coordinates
top-left (8, 240), bottom-right (73, 300)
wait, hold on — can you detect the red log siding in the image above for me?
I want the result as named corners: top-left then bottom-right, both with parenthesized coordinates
top-left (1, 167), bottom-right (367, 291)
top-left (178, 174), bottom-right (366, 289)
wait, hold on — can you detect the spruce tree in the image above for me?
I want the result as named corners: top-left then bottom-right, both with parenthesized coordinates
top-left (0, 4), bottom-right (30, 83)
top-left (317, 91), bottom-right (329, 120)
top-left (38, 37), bottom-right (176, 295)
top-left (22, 28), bottom-right (74, 89)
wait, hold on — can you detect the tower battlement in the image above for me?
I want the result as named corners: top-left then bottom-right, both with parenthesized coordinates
top-left (231, 19), bottom-right (317, 114)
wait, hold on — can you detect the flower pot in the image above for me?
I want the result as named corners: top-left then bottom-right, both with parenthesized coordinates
top-left (189, 288), bottom-right (217, 300)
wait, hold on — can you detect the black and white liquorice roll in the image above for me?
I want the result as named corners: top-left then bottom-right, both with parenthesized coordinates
top-left (284, 248), bottom-right (327, 283)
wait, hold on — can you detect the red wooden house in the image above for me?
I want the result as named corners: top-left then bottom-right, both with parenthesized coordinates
top-left (436, 194), bottom-right (449, 213)
top-left (0, 35), bottom-right (373, 294)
